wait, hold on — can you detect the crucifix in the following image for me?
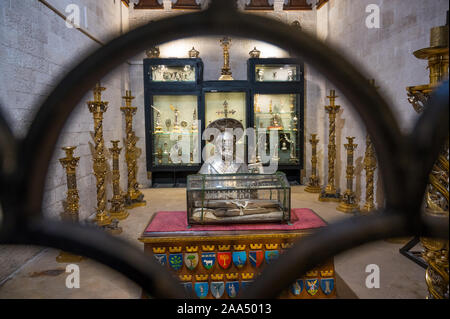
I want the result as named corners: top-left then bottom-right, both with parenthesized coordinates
top-left (216, 100), bottom-right (236, 118)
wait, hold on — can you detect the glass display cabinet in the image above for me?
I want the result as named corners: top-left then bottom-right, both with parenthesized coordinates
top-left (186, 173), bottom-right (291, 225)
top-left (248, 58), bottom-right (304, 182)
top-left (144, 57), bottom-right (304, 185)
top-left (150, 95), bottom-right (201, 167)
top-left (248, 59), bottom-right (302, 83)
top-left (254, 64), bottom-right (301, 82)
top-left (203, 88), bottom-right (248, 162)
top-left (253, 93), bottom-right (300, 165)
top-left (201, 81), bottom-right (250, 162)
top-left (144, 58), bottom-right (203, 88)
top-left (144, 57), bottom-right (204, 186)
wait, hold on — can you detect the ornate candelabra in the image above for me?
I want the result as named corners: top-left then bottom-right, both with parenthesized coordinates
top-left (305, 134), bottom-right (321, 193)
top-left (108, 140), bottom-right (129, 220)
top-left (121, 90), bottom-right (146, 208)
top-left (361, 134), bottom-right (377, 214)
top-left (406, 15), bottom-right (448, 299)
top-left (337, 137), bottom-right (359, 213)
top-left (218, 36), bottom-right (233, 80)
top-left (56, 146), bottom-right (84, 263)
top-left (88, 83), bottom-right (115, 229)
top-left (319, 90), bottom-right (341, 202)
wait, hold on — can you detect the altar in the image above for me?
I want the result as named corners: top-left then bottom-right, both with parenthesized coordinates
top-left (139, 208), bottom-right (336, 299)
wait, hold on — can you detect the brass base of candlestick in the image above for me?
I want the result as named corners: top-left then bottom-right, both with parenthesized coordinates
top-left (336, 201), bottom-right (359, 214)
top-left (125, 199), bottom-right (147, 209)
top-left (103, 219), bottom-right (123, 235)
top-left (124, 190), bottom-right (146, 209)
top-left (96, 212), bottom-right (112, 227)
top-left (109, 209), bottom-right (129, 220)
top-left (318, 187), bottom-right (340, 202)
top-left (56, 251), bottom-right (84, 263)
top-left (360, 202), bottom-right (376, 214)
top-left (219, 74), bottom-right (233, 81)
top-left (337, 190), bottom-right (359, 213)
top-left (305, 182), bottom-right (321, 193)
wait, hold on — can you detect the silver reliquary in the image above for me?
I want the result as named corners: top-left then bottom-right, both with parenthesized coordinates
top-left (187, 173), bottom-right (291, 225)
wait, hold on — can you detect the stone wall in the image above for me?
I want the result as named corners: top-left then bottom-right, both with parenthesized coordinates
top-left (0, 0), bottom-right (130, 283)
top-left (0, 0), bottom-right (130, 222)
top-left (316, 0), bottom-right (448, 207)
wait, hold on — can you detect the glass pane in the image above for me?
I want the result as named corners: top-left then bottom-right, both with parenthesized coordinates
top-left (254, 93), bottom-right (299, 164)
top-left (150, 65), bottom-right (195, 82)
top-left (152, 95), bottom-right (200, 166)
top-left (255, 64), bottom-right (299, 82)
top-left (204, 92), bottom-right (247, 161)
top-left (186, 173), bottom-right (290, 224)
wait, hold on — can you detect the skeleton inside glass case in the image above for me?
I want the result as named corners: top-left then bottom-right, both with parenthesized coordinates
top-left (187, 173), bottom-right (291, 225)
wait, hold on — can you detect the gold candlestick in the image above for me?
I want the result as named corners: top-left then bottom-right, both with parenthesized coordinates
top-left (361, 134), bottom-right (377, 214)
top-left (108, 140), bottom-right (129, 220)
top-left (305, 134), bottom-right (321, 193)
top-left (88, 83), bottom-right (113, 227)
top-left (121, 90), bottom-right (146, 209)
top-left (406, 16), bottom-right (449, 299)
top-left (218, 36), bottom-right (233, 80)
top-left (56, 146), bottom-right (84, 263)
top-left (337, 137), bottom-right (359, 213)
top-left (319, 90), bottom-right (341, 202)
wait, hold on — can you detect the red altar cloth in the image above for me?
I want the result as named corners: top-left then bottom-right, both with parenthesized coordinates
top-left (144, 208), bottom-right (326, 233)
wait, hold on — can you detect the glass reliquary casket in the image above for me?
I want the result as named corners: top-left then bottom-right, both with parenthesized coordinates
top-left (187, 173), bottom-right (291, 225)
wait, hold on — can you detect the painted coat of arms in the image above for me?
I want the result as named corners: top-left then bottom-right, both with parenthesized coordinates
top-left (306, 279), bottom-right (319, 296)
top-left (210, 281), bottom-right (225, 299)
top-left (181, 282), bottom-right (193, 295)
top-left (194, 282), bottom-right (209, 299)
top-left (264, 250), bottom-right (279, 264)
top-left (240, 280), bottom-right (253, 291)
top-left (184, 253), bottom-right (199, 270)
top-left (291, 279), bottom-right (304, 296)
top-left (320, 278), bottom-right (334, 295)
top-left (232, 251), bottom-right (247, 268)
top-left (168, 253), bottom-right (183, 271)
top-left (201, 252), bottom-right (216, 270)
top-left (249, 251), bottom-right (264, 268)
top-left (154, 254), bottom-right (166, 266)
top-left (225, 281), bottom-right (239, 298)
top-left (217, 252), bottom-right (232, 269)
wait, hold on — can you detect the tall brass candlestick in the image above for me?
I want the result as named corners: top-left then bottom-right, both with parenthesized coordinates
top-left (88, 83), bottom-right (113, 227)
top-left (108, 140), bottom-right (129, 220)
top-left (121, 90), bottom-right (146, 208)
top-left (305, 134), bottom-right (321, 193)
top-left (56, 146), bottom-right (84, 263)
top-left (337, 137), bottom-right (359, 213)
top-left (406, 16), bottom-right (448, 299)
top-left (361, 134), bottom-right (377, 214)
top-left (218, 36), bottom-right (233, 80)
top-left (319, 90), bottom-right (341, 202)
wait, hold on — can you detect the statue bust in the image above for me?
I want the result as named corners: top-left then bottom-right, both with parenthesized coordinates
top-left (199, 118), bottom-right (248, 174)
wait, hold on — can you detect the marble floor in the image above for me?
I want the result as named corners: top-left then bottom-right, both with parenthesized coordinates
top-left (0, 186), bottom-right (427, 299)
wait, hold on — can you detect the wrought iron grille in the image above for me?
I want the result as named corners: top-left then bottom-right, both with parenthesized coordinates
top-left (0, 0), bottom-right (448, 298)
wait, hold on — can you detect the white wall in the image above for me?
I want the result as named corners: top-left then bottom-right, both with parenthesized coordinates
top-left (0, 0), bottom-right (130, 223)
top-left (316, 0), bottom-right (448, 206)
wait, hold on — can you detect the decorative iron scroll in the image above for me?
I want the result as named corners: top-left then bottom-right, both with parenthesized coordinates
top-left (0, 0), bottom-right (448, 299)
